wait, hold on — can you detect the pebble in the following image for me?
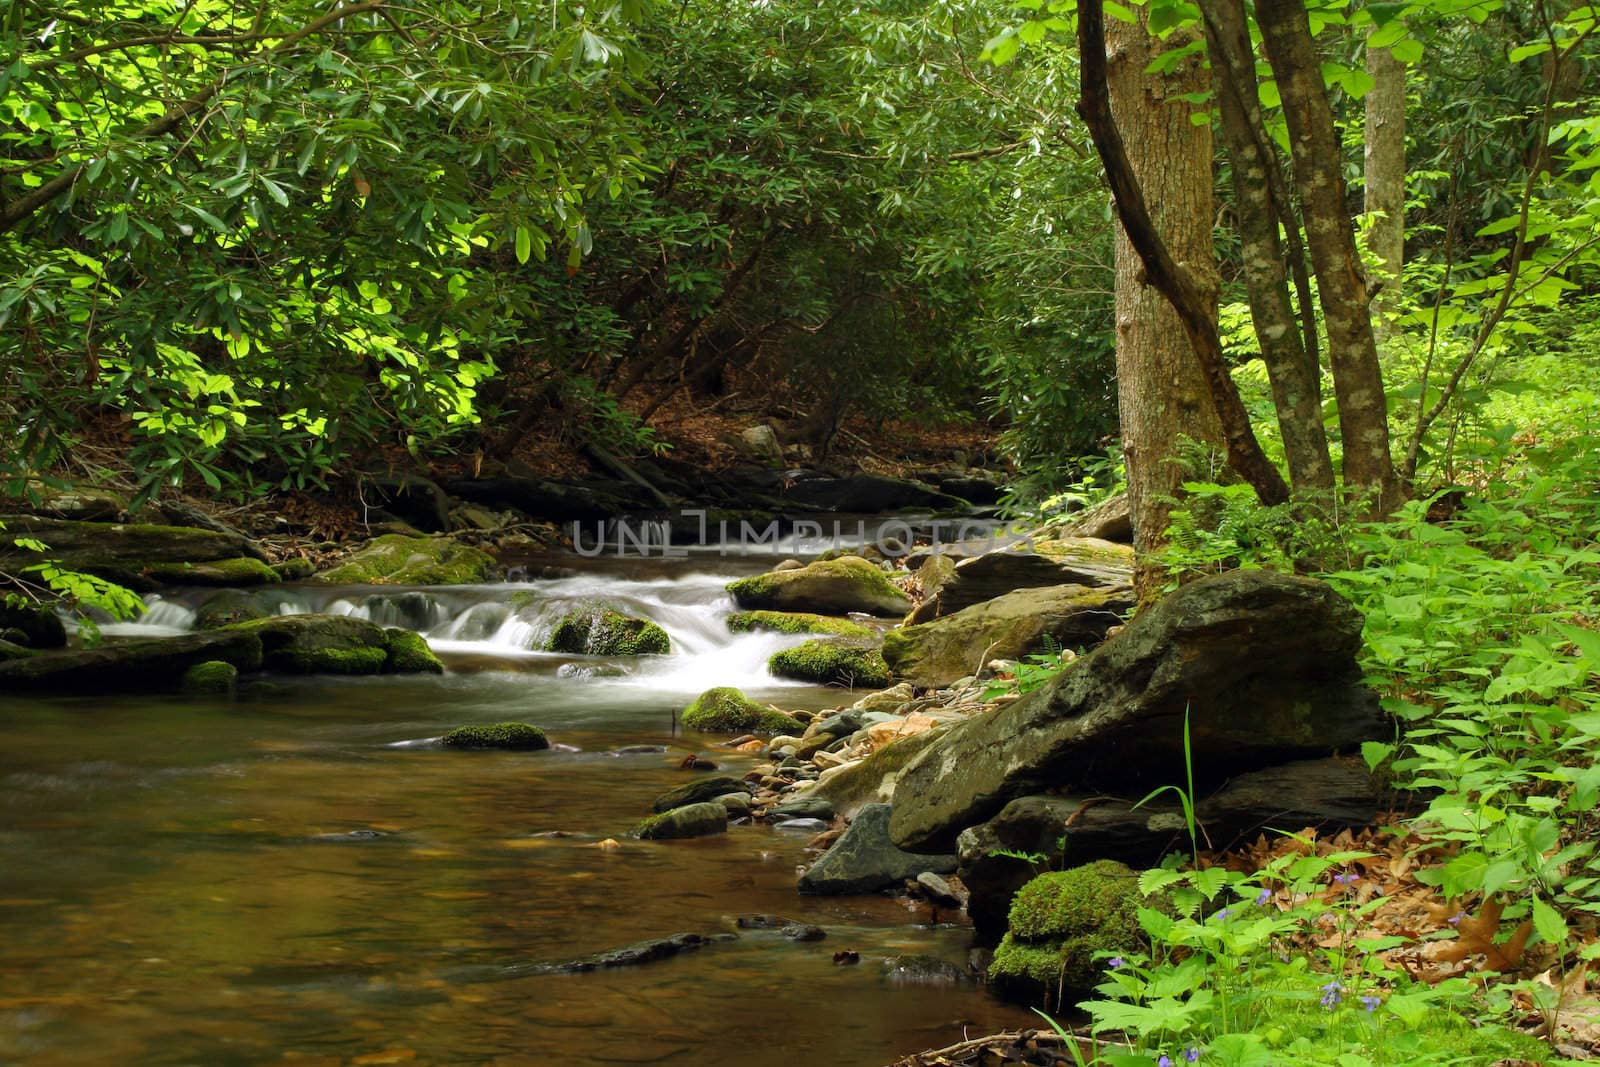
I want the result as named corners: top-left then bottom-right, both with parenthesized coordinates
top-left (718, 792), bottom-right (752, 816)
top-left (772, 818), bottom-right (830, 833)
top-left (916, 871), bottom-right (967, 909)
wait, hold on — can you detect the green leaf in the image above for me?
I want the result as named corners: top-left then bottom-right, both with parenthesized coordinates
top-left (515, 225), bottom-right (532, 265)
top-left (1532, 897), bottom-right (1568, 945)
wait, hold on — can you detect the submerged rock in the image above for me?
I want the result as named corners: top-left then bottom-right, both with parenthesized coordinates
top-left (890, 571), bottom-right (1385, 852)
top-left (0, 630), bottom-right (264, 692)
top-left (768, 638), bottom-right (890, 688)
top-left (313, 534), bottom-right (495, 586)
top-left (725, 610), bottom-right (873, 639)
top-left (546, 605), bottom-right (669, 656)
top-left (441, 722), bottom-right (549, 750)
top-left (883, 583), bottom-right (1133, 690)
top-left (882, 954), bottom-right (970, 986)
top-left (681, 687), bottom-right (803, 734)
top-left (652, 774), bottom-right (751, 813)
top-left (727, 556), bottom-right (910, 617)
top-left (797, 804), bottom-right (955, 896)
top-left (634, 801), bottom-right (728, 840)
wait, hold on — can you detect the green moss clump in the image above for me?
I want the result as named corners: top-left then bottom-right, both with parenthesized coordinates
top-left (768, 638), bottom-right (890, 688)
top-left (384, 628), bottom-right (444, 674)
top-left (989, 860), bottom-right (1154, 1003)
top-left (442, 722), bottom-right (549, 750)
top-left (314, 535), bottom-right (495, 586)
top-left (145, 557), bottom-right (281, 586)
top-left (180, 660), bottom-right (238, 694)
top-left (547, 605), bottom-right (670, 656)
top-left (681, 686), bottom-right (804, 734)
top-left (725, 572), bottom-right (778, 602)
top-left (294, 645), bottom-right (389, 674)
top-left (225, 615), bottom-right (391, 675)
top-left (726, 610), bottom-right (872, 639)
top-left (272, 558), bottom-right (315, 580)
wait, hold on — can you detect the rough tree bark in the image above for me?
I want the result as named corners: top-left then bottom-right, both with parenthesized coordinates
top-left (1200, 0), bottom-right (1335, 492)
top-left (1255, 0), bottom-right (1402, 514)
top-left (1364, 23), bottom-right (1406, 337)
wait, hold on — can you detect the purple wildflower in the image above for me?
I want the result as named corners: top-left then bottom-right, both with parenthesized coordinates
top-left (1185, 1049), bottom-right (1201, 1063)
top-left (1320, 980), bottom-right (1344, 1009)
top-left (1333, 872), bottom-right (1360, 887)
top-left (1256, 888), bottom-right (1272, 906)
top-left (1214, 907), bottom-right (1232, 921)
top-left (1108, 956), bottom-right (1126, 970)
top-left (1361, 995), bottom-right (1381, 1012)
top-left (1448, 911), bottom-right (1465, 925)
top-left (1158, 1056), bottom-right (1173, 1067)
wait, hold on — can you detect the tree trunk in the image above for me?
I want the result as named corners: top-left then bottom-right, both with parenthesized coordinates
top-left (1364, 24), bottom-right (1406, 336)
top-left (1256, 0), bottom-right (1401, 514)
top-left (1201, 0), bottom-right (1335, 492)
top-left (1105, 7), bottom-right (1225, 599)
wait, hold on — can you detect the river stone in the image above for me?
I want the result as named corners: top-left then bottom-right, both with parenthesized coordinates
top-left (771, 797), bottom-right (835, 822)
top-left (797, 804), bottom-right (956, 896)
top-left (768, 637), bottom-right (890, 688)
top-left (727, 556), bottom-right (910, 617)
top-left (718, 792), bottom-right (752, 816)
top-left (797, 724), bottom-right (950, 819)
top-left (782, 923), bottom-right (826, 942)
top-left (546, 605), bottom-right (669, 656)
top-left (814, 711), bottom-right (864, 738)
top-left (0, 515), bottom-right (274, 591)
top-left (652, 775), bottom-right (750, 813)
top-left (917, 872), bottom-right (967, 909)
top-left (227, 614), bottom-right (395, 675)
top-left (908, 540), bottom-right (1133, 624)
top-left (890, 570), bottom-right (1386, 852)
top-left (883, 583), bottom-right (1134, 689)
top-left (850, 682), bottom-right (915, 712)
top-left (957, 758), bottom-right (1382, 940)
top-left (738, 425), bottom-right (785, 467)
top-left (313, 534), bottom-right (495, 586)
top-left (194, 589), bottom-right (272, 630)
top-left (774, 818), bottom-right (830, 832)
top-left (180, 660), bottom-right (238, 695)
top-left (882, 954), bottom-right (970, 986)
top-left (0, 629), bottom-right (264, 692)
top-left (635, 801), bottom-right (729, 840)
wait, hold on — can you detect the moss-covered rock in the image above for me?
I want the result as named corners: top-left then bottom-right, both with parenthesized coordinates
top-left (384, 628), bottom-right (444, 674)
top-left (726, 610), bottom-right (873, 639)
top-left (226, 614), bottom-right (391, 675)
top-left (0, 515), bottom-right (272, 591)
top-left (726, 556), bottom-right (910, 617)
top-left (651, 774), bottom-right (751, 813)
top-left (313, 534), bottom-right (495, 586)
top-left (0, 599), bottom-right (66, 648)
top-left (181, 660), bottom-right (238, 694)
top-left (769, 638), bottom-right (890, 688)
top-left (988, 860), bottom-right (1153, 1006)
top-left (272, 558), bottom-right (316, 581)
top-left (681, 686), bottom-right (804, 734)
top-left (0, 630), bottom-right (264, 692)
top-left (194, 590), bottom-right (271, 630)
top-left (144, 557), bottom-right (281, 586)
top-left (547, 605), bottom-right (669, 656)
top-left (442, 721), bottom-right (549, 750)
top-left (634, 801), bottom-right (728, 840)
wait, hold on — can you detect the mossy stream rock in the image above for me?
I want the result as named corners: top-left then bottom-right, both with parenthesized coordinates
top-left (0, 630), bottom-right (264, 692)
top-left (442, 722), bottom-right (549, 750)
top-left (0, 515), bottom-right (274, 591)
top-left (907, 539), bottom-right (1133, 624)
top-left (651, 774), bottom-right (751, 813)
top-left (797, 803), bottom-right (955, 895)
top-left (313, 534), bottom-right (495, 586)
top-left (634, 801), bottom-right (729, 840)
top-left (890, 571), bottom-right (1386, 853)
top-left (884, 583), bottom-right (1133, 689)
top-left (725, 610), bottom-right (872, 639)
top-left (727, 556), bottom-right (910, 617)
top-left (768, 638), bottom-right (889, 688)
top-left (194, 590), bottom-right (272, 630)
top-left (681, 687), bottom-right (803, 734)
top-left (181, 660), bottom-right (238, 695)
top-left (547, 606), bottom-right (669, 656)
top-left (227, 615), bottom-right (442, 675)
top-left (989, 860), bottom-right (1153, 1006)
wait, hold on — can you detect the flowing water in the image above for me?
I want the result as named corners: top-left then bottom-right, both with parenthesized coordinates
top-left (0, 546), bottom-right (1032, 1066)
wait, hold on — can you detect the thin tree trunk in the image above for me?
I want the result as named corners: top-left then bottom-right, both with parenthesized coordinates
top-left (1201, 0), bottom-right (1334, 492)
top-left (1364, 23), bottom-right (1406, 336)
top-left (1255, 0), bottom-right (1401, 514)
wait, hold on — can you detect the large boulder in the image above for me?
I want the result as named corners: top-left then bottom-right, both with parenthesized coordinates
top-left (228, 614), bottom-right (441, 675)
top-left (681, 687), bottom-right (802, 734)
top-left (546, 605), bottom-right (669, 656)
top-left (883, 583), bottom-right (1134, 689)
top-left (727, 556), bottom-right (910, 617)
top-left (768, 637), bottom-right (890, 688)
top-left (725, 610), bottom-right (873, 639)
top-left (314, 534), bottom-right (495, 586)
top-left (889, 571), bottom-right (1385, 852)
top-left (0, 630), bottom-right (264, 692)
top-left (0, 515), bottom-right (274, 590)
top-left (634, 802), bottom-right (729, 840)
top-left (906, 539), bottom-right (1133, 624)
top-left (958, 758), bottom-right (1381, 940)
top-left (797, 804), bottom-right (956, 895)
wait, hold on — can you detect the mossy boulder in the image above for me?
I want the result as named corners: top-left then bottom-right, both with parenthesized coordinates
top-left (194, 590), bottom-right (272, 630)
top-left (0, 630), bottom-right (263, 692)
top-left (384, 628), bottom-right (444, 674)
top-left (769, 638), bottom-right (890, 688)
top-left (181, 660), bottom-right (238, 694)
top-left (0, 599), bottom-right (66, 648)
top-left (634, 801), bottom-right (728, 840)
top-left (313, 534), bottom-right (495, 586)
top-left (143, 557), bottom-right (280, 586)
top-left (272, 558), bottom-right (316, 581)
top-left (726, 611), bottom-right (873, 639)
top-left (651, 775), bottom-right (752, 813)
top-left (726, 556), bottom-right (910, 617)
top-left (546, 605), bottom-right (670, 656)
top-left (442, 721), bottom-right (549, 750)
top-left (681, 687), bottom-right (803, 734)
top-left (989, 860), bottom-right (1152, 1006)
top-left (227, 615), bottom-right (395, 675)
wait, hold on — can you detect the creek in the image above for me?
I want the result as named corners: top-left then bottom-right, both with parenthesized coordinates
top-left (0, 540), bottom-right (1033, 1065)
